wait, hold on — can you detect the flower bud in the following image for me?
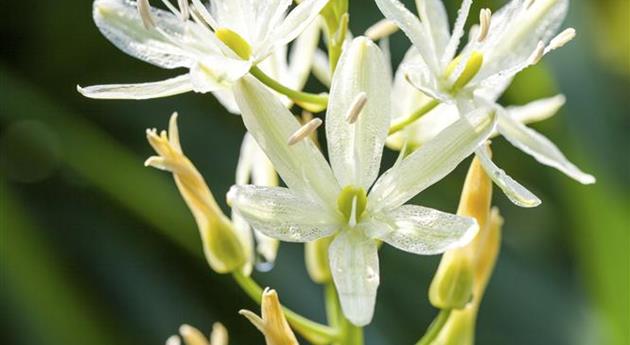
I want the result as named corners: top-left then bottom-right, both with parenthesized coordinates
top-left (167, 322), bottom-right (228, 345)
top-left (305, 236), bottom-right (333, 284)
top-left (145, 113), bottom-right (246, 273)
top-left (239, 288), bottom-right (299, 345)
top-left (428, 252), bottom-right (474, 309)
top-left (428, 156), bottom-right (492, 310)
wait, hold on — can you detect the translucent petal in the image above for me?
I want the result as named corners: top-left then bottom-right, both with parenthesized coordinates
top-left (212, 89), bottom-right (240, 114)
top-left (77, 74), bottom-right (193, 99)
top-left (441, 0), bottom-right (472, 65)
top-left (329, 229), bottom-right (379, 326)
top-left (506, 94), bottom-right (565, 125)
top-left (387, 103), bottom-right (459, 150)
top-left (475, 146), bottom-right (542, 208)
top-left (469, 0), bottom-right (569, 82)
top-left (287, 18), bottom-right (321, 91)
top-left (415, 0), bottom-right (450, 59)
top-left (233, 75), bottom-right (341, 204)
top-left (497, 109), bottom-right (595, 184)
top-left (189, 58), bottom-right (251, 92)
top-left (374, 0), bottom-right (440, 74)
top-left (93, 0), bottom-right (204, 69)
top-left (227, 185), bottom-right (340, 242)
top-left (371, 205), bottom-right (478, 255)
top-left (369, 108), bottom-right (497, 212)
top-left (271, 0), bottom-right (330, 47)
top-left (402, 62), bottom-right (448, 102)
top-left (326, 37), bottom-right (391, 189)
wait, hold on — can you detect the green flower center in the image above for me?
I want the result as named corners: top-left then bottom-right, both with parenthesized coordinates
top-left (337, 185), bottom-right (368, 225)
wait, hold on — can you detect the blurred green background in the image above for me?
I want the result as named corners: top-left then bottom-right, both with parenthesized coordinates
top-left (1, 0), bottom-right (628, 344)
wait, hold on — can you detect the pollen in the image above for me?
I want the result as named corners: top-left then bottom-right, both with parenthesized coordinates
top-left (345, 92), bottom-right (368, 124)
top-left (288, 118), bottom-right (322, 145)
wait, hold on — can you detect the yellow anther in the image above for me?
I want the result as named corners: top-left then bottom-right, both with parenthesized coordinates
top-left (215, 28), bottom-right (252, 60)
top-left (447, 51), bottom-right (484, 93)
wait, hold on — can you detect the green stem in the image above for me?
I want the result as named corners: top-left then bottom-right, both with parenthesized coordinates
top-left (388, 99), bottom-right (440, 135)
top-left (416, 309), bottom-right (452, 345)
top-left (232, 271), bottom-right (338, 344)
top-left (250, 66), bottom-right (328, 107)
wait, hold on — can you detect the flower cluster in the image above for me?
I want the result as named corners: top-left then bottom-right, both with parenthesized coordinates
top-left (79, 0), bottom-right (594, 343)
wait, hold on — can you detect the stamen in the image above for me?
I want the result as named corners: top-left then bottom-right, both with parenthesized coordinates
top-left (137, 0), bottom-right (156, 30)
top-left (178, 0), bottom-right (190, 21)
top-left (528, 41), bottom-right (545, 65)
top-left (477, 8), bottom-right (492, 42)
top-left (365, 19), bottom-right (399, 41)
top-left (165, 335), bottom-right (181, 345)
top-left (288, 118), bottom-right (322, 145)
top-left (345, 92), bottom-right (368, 124)
top-left (547, 28), bottom-right (576, 51)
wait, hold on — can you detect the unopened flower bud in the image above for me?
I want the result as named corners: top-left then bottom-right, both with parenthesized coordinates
top-left (239, 288), bottom-right (299, 345)
top-left (167, 322), bottom-right (228, 345)
top-left (146, 113), bottom-right (246, 273)
top-left (429, 252), bottom-right (474, 309)
top-left (305, 236), bottom-right (334, 284)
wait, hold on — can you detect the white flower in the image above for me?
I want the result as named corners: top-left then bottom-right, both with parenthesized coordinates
top-left (77, 0), bottom-right (328, 100)
top-left (227, 37), bottom-right (497, 326)
top-left (233, 133), bottom-right (281, 270)
top-left (375, 0), bottom-right (594, 205)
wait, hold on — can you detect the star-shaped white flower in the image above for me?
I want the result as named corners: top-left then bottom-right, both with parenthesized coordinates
top-left (77, 0), bottom-right (328, 100)
top-left (375, 0), bottom-right (595, 205)
top-left (227, 37), bottom-right (497, 326)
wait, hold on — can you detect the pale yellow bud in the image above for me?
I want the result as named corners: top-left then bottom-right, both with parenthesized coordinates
top-left (167, 322), bottom-right (228, 345)
top-left (239, 289), bottom-right (299, 345)
top-left (145, 113), bottom-right (246, 273)
top-left (429, 252), bottom-right (474, 309)
top-left (305, 236), bottom-right (334, 284)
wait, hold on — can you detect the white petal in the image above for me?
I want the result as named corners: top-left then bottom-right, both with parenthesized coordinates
top-left (470, 0), bottom-right (569, 82)
top-left (77, 74), bottom-right (193, 99)
top-left (93, 0), bottom-right (201, 69)
top-left (475, 146), bottom-right (542, 207)
top-left (506, 94), bottom-right (566, 125)
top-left (271, 0), bottom-right (330, 47)
top-left (329, 229), bottom-right (379, 326)
top-left (233, 75), bottom-right (341, 204)
top-left (189, 58), bottom-right (251, 92)
top-left (326, 37), bottom-right (391, 189)
top-left (227, 185), bottom-right (340, 242)
top-left (370, 205), bottom-right (477, 255)
top-left (415, 0), bottom-right (451, 62)
top-left (497, 109), bottom-right (595, 184)
top-left (287, 17), bottom-right (321, 91)
top-left (212, 89), bottom-right (240, 114)
top-left (312, 49), bottom-right (331, 87)
top-left (402, 62), bottom-right (448, 102)
top-left (441, 0), bottom-right (473, 65)
top-left (387, 103), bottom-right (459, 150)
top-left (369, 108), bottom-right (497, 212)
top-left (374, 0), bottom-right (440, 74)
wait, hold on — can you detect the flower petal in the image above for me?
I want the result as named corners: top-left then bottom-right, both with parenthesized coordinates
top-left (77, 74), bottom-right (193, 99)
top-left (233, 75), bottom-right (341, 204)
top-left (497, 109), bottom-right (595, 184)
top-left (374, 0), bottom-right (440, 74)
top-left (475, 146), bottom-right (542, 208)
top-left (189, 57), bottom-right (252, 93)
top-left (271, 0), bottom-right (329, 47)
top-left (369, 108), bottom-right (497, 212)
top-left (287, 18), bottom-right (321, 91)
top-left (416, 0), bottom-right (451, 61)
top-left (93, 0), bottom-right (202, 69)
top-left (329, 229), bottom-right (379, 326)
top-left (370, 205), bottom-right (478, 255)
top-left (227, 185), bottom-right (339, 242)
top-left (326, 37), bottom-right (391, 189)
top-left (506, 94), bottom-right (566, 125)
top-left (441, 0), bottom-right (472, 65)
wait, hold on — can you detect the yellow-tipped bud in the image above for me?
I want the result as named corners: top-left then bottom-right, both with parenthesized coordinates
top-left (428, 155), bottom-right (493, 310)
top-left (239, 288), bottom-right (299, 345)
top-left (215, 28), bottom-right (252, 60)
top-left (305, 236), bottom-right (333, 284)
top-left (145, 113), bottom-right (246, 273)
top-left (429, 253), bottom-right (475, 309)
